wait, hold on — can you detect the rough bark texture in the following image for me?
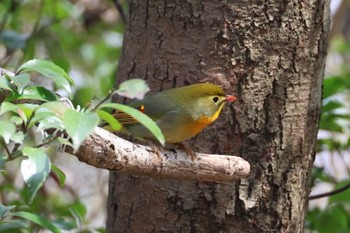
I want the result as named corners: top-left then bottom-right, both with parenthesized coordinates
top-left (107, 1), bottom-right (330, 232)
top-left (70, 127), bottom-right (250, 182)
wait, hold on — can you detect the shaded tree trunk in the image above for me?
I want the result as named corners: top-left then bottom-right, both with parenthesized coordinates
top-left (107, 1), bottom-right (330, 232)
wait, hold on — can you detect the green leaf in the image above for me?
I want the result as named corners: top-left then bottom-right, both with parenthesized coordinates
top-left (115, 79), bottom-right (150, 99)
top-left (11, 211), bottom-right (61, 233)
top-left (21, 147), bottom-right (51, 203)
top-left (51, 164), bottom-right (66, 187)
top-left (332, 113), bottom-right (350, 119)
top-left (29, 101), bottom-right (70, 128)
top-left (316, 205), bottom-right (348, 233)
top-left (17, 104), bottom-right (38, 124)
top-left (320, 120), bottom-right (343, 133)
top-left (96, 109), bottom-right (121, 131)
top-left (63, 110), bottom-right (99, 151)
top-left (319, 114), bottom-right (344, 133)
top-left (0, 102), bottom-right (18, 115)
top-left (28, 109), bottom-right (57, 128)
top-left (17, 59), bottom-right (74, 95)
top-left (73, 86), bottom-right (94, 107)
top-left (322, 100), bottom-right (343, 113)
top-left (0, 154), bottom-right (7, 169)
top-left (95, 227), bottom-right (107, 233)
top-left (37, 116), bottom-right (65, 131)
top-left (0, 75), bottom-right (15, 92)
top-left (10, 116), bottom-right (23, 125)
top-left (52, 218), bottom-right (76, 231)
top-left (19, 86), bottom-right (58, 102)
top-left (17, 107), bottom-right (28, 123)
top-left (11, 73), bottom-right (31, 94)
top-left (0, 204), bottom-right (15, 218)
top-left (0, 121), bottom-right (16, 143)
top-left (70, 201), bottom-right (87, 219)
top-left (345, 136), bottom-right (350, 148)
top-left (10, 132), bottom-right (24, 144)
top-left (310, 167), bottom-right (332, 183)
top-left (39, 101), bottom-right (70, 117)
top-left (0, 219), bottom-right (28, 232)
top-left (99, 103), bottom-right (165, 145)
top-left (322, 76), bottom-right (350, 99)
top-left (69, 201), bottom-right (87, 228)
top-left (57, 137), bottom-right (73, 148)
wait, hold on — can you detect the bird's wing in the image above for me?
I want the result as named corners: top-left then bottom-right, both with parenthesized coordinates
top-left (112, 103), bottom-right (147, 125)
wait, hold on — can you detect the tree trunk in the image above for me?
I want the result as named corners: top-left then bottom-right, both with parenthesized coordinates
top-left (107, 1), bottom-right (330, 232)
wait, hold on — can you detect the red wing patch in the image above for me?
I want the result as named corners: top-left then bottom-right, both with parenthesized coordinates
top-left (113, 105), bottom-right (145, 125)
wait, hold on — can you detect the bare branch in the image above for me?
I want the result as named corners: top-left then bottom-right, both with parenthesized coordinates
top-left (70, 127), bottom-right (250, 183)
top-left (111, 0), bottom-right (127, 25)
top-left (309, 181), bottom-right (350, 200)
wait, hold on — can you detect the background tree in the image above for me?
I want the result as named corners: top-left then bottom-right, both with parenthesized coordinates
top-left (107, 1), bottom-right (330, 232)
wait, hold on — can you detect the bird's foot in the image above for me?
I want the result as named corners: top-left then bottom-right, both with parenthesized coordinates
top-left (146, 140), bottom-right (164, 161)
top-left (174, 142), bottom-right (197, 161)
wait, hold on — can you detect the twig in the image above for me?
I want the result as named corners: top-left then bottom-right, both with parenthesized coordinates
top-left (36, 131), bottom-right (64, 148)
top-left (309, 181), bottom-right (350, 200)
top-left (68, 127), bottom-right (250, 183)
top-left (1, 139), bottom-right (12, 159)
top-left (90, 90), bottom-right (114, 112)
top-left (112, 0), bottom-right (127, 25)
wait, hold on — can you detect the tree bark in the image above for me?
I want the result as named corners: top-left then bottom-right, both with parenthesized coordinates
top-left (107, 1), bottom-right (330, 232)
top-left (70, 127), bottom-right (250, 182)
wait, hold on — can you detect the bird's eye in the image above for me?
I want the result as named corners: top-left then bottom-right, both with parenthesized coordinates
top-left (212, 96), bottom-right (219, 103)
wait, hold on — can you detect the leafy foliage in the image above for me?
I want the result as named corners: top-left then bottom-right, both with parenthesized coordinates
top-left (0, 57), bottom-right (161, 232)
top-left (0, 60), bottom-right (97, 232)
top-left (307, 35), bottom-right (350, 232)
top-left (0, 1), bottom-right (128, 230)
top-left (98, 103), bottom-right (165, 145)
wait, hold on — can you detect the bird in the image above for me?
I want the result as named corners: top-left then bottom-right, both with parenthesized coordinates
top-left (107, 83), bottom-right (236, 159)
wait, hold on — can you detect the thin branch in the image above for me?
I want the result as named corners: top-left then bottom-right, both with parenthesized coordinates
top-left (9, 142), bottom-right (22, 158)
top-left (1, 139), bottom-right (12, 159)
top-left (36, 131), bottom-right (64, 148)
top-left (90, 90), bottom-right (114, 111)
top-left (68, 127), bottom-right (251, 183)
top-left (112, 0), bottom-right (127, 25)
top-left (309, 181), bottom-right (350, 200)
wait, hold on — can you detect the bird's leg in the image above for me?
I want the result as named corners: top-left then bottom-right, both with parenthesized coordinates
top-left (174, 142), bottom-right (197, 161)
top-left (146, 140), bottom-right (164, 160)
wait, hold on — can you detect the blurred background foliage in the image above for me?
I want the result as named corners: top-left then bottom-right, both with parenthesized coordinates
top-left (1, 0), bottom-right (350, 232)
top-left (307, 1), bottom-right (350, 232)
top-left (0, 0), bottom-right (125, 232)
top-left (0, 0), bottom-right (124, 106)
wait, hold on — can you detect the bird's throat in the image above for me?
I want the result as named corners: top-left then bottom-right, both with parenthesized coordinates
top-left (197, 102), bottom-right (225, 125)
